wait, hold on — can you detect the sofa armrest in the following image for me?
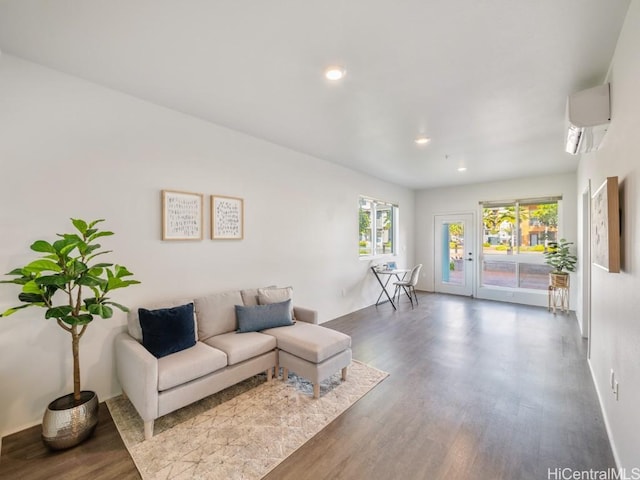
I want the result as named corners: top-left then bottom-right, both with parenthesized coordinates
top-left (293, 306), bottom-right (318, 324)
top-left (114, 332), bottom-right (159, 422)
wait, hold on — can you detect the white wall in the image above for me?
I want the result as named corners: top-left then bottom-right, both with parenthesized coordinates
top-left (577, 0), bottom-right (640, 469)
top-left (415, 173), bottom-right (578, 306)
top-left (0, 55), bottom-right (415, 436)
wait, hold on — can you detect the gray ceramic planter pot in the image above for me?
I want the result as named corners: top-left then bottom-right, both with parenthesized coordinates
top-left (42, 390), bottom-right (99, 450)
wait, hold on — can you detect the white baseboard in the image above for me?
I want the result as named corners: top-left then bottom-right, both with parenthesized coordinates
top-left (588, 358), bottom-right (621, 469)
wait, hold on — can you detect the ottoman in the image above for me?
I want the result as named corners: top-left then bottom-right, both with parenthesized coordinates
top-left (262, 323), bottom-right (352, 398)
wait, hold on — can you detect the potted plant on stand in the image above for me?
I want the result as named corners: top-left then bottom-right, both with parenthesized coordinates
top-left (544, 238), bottom-right (577, 312)
top-left (1, 218), bottom-right (139, 449)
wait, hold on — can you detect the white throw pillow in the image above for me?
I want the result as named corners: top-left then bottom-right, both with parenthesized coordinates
top-left (258, 286), bottom-right (294, 318)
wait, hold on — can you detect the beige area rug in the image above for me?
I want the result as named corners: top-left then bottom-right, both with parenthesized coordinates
top-left (106, 360), bottom-right (388, 480)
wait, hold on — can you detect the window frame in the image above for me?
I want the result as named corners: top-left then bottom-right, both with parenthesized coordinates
top-left (479, 196), bottom-right (562, 291)
top-left (359, 196), bottom-right (399, 258)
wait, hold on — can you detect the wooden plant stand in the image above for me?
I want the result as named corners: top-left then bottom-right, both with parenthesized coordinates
top-left (548, 273), bottom-right (569, 314)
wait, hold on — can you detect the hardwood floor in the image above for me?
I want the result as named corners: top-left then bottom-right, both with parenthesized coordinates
top-left (0, 402), bottom-right (140, 480)
top-left (1, 293), bottom-right (615, 480)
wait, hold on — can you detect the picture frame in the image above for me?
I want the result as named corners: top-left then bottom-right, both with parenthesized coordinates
top-left (591, 176), bottom-right (620, 273)
top-left (211, 195), bottom-right (244, 240)
top-left (161, 190), bottom-right (204, 241)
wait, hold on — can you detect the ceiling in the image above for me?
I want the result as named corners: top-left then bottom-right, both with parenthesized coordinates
top-left (0, 0), bottom-right (631, 189)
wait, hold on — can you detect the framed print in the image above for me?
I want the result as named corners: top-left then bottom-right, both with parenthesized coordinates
top-left (591, 176), bottom-right (620, 272)
top-left (161, 190), bottom-right (204, 240)
top-left (211, 195), bottom-right (244, 239)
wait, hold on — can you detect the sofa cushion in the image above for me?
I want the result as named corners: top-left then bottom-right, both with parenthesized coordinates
top-left (240, 285), bottom-right (276, 307)
top-left (258, 286), bottom-right (295, 319)
top-left (128, 297), bottom-right (195, 342)
top-left (157, 342), bottom-right (228, 391)
top-left (194, 290), bottom-right (244, 341)
top-left (257, 286), bottom-right (293, 305)
top-left (139, 303), bottom-right (197, 358)
top-left (235, 300), bottom-right (294, 333)
top-left (205, 331), bottom-right (276, 366)
top-left (262, 323), bottom-right (351, 363)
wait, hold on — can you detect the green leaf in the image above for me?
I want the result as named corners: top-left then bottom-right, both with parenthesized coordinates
top-left (1, 269), bottom-right (31, 284)
top-left (60, 314), bottom-right (93, 326)
top-left (35, 275), bottom-right (69, 287)
top-left (104, 301), bottom-right (130, 313)
top-left (5, 268), bottom-right (25, 276)
top-left (22, 280), bottom-right (44, 294)
top-left (53, 236), bottom-right (80, 256)
top-left (45, 305), bottom-right (73, 319)
top-left (66, 260), bottom-right (88, 277)
top-left (1, 304), bottom-right (33, 317)
top-left (87, 230), bottom-right (114, 243)
top-left (71, 218), bottom-right (88, 234)
top-left (106, 275), bottom-right (140, 291)
top-left (84, 297), bottom-right (99, 307)
top-left (18, 292), bottom-right (45, 304)
top-left (86, 250), bottom-right (112, 263)
top-left (87, 267), bottom-right (104, 277)
top-left (115, 265), bottom-right (135, 278)
top-left (89, 262), bottom-right (113, 269)
top-left (87, 219), bottom-right (105, 229)
top-left (88, 303), bottom-right (113, 318)
top-left (30, 240), bottom-right (56, 254)
top-left (75, 240), bottom-right (91, 256)
top-left (0, 278), bottom-right (30, 285)
top-left (24, 259), bottom-right (62, 273)
top-left (82, 244), bottom-right (102, 256)
top-left (44, 285), bottom-right (58, 299)
top-left (75, 275), bottom-right (104, 287)
top-left (75, 314), bottom-right (94, 325)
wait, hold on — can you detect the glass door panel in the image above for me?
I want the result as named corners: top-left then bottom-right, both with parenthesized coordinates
top-left (434, 214), bottom-right (474, 297)
top-left (441, 221), bottom-right (465, 286)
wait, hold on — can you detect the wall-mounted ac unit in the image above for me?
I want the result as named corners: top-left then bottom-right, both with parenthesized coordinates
top-left (565, 83), bottom-right (610, 155)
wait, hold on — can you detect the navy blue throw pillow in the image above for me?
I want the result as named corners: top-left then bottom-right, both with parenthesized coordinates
top-left (236, 299), bottom-right (294, 333)
top-left (139, 303), bottom-right (196, 358)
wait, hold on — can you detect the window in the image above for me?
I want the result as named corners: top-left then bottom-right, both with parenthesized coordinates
top-left (480, 197), bottom-right (560, 290)
top-left (359, 196), bottom-right (397, 257)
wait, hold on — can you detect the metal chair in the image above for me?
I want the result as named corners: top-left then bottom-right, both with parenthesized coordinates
top-left (393, 264), bottom-right (422, 308)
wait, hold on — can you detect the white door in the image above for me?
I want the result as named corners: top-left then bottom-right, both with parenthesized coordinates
top-left (434, 214), bottom-right (475, 296)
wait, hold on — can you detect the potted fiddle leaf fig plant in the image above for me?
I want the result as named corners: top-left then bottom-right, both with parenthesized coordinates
top-left (544, 238), bottom-right (577, 288)
top-left (1, 218), bottom-right (139, 449)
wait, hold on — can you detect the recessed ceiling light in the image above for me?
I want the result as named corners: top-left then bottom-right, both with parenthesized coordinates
top-left (457, 167), bottom-right (467, 172)
top-left (325, 66), bottom-right (346, 81)
top-left (414, 136), bottom-right (431, 145)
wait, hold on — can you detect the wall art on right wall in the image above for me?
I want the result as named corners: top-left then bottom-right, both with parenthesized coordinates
top-left (591, 176), bottom-right (620, 273)
top-left (211, 195), bottom-right (244, 240)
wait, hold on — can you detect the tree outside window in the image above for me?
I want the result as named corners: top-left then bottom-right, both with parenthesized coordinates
top-left (481, 198), bottom-right (560, 290)
top-left (359, 198), bottom-right (372, 255)
top-left (359, 196), bottom-right (397, 257)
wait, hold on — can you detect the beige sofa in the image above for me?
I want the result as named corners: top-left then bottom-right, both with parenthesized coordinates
top-left (114, 286), bottom-right (351, 440)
